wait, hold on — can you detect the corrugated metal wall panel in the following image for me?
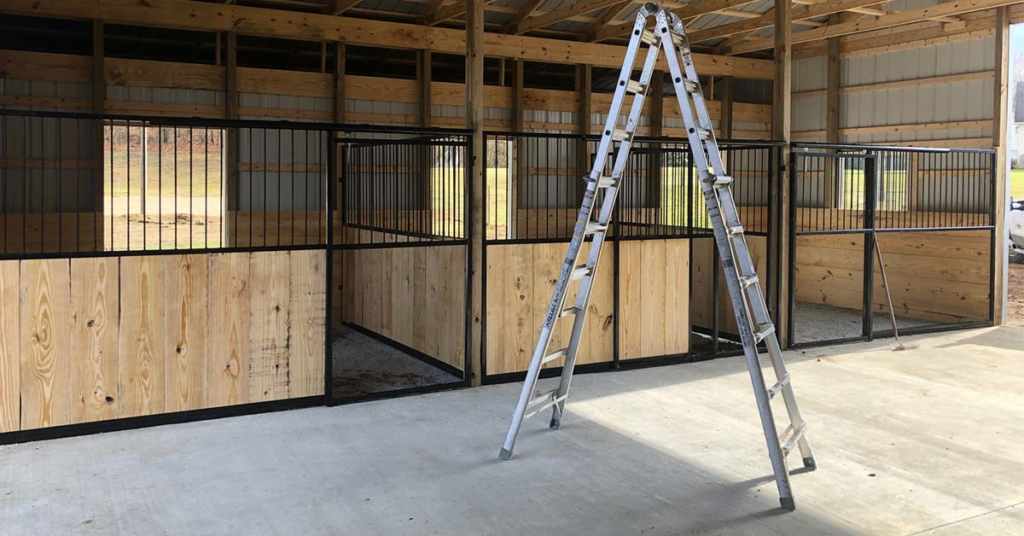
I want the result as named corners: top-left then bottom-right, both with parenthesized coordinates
top-left (839, 35), bottom-right (995, 135)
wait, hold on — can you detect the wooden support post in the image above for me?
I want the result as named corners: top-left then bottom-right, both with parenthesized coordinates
top-left (334, 42), bottom-right (346, 241)
top-left (993, 6), bottom-right (1009, 324)
top-left (824, 32), bottom-right (840, 207)
top-left (334, 43), bottom-right (347, 123)
top-left (512, 58), bottom-right (525, 220)
top-left (499, 58), bottom-right (506, 87)
top-left (647, 71), bottom-right (664, 214)
top-left (826, 37), bottom-right (840, 144)
top-left (719, 76), bottom-right (734, 139)
top-left (224, 31), bottom-right (239, 245)
top-left (466, 0), bottom-right (485, 385)
top-left (772, 0), bottom-right (792, 346)
top-left (418, 50), bottom-right (433, 128)
top-left (512, 59), bottom-right (524, 132)
top-left (91, 20), bottom-right (105, 250)
top-left (418, 49), bottom-right (433, 212)
top-left (576, 64), bottom-right (593, 180)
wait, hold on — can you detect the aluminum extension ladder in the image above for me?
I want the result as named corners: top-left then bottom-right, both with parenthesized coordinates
top-left (498, 3), bottom-right (816, 511)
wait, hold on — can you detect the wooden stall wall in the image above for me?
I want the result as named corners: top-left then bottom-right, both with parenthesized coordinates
top-left (0, 250), bottom-right (325, 433)
top-left (485, 238), bottom-right (689, 376)
top-left (795, 230), bottom-right (990, 323)
top-left (618, 239), bottom-right (690, 360)
top-left (338, 245), bottom-right (466, 372)
top-left (485, 242), bottom-right (614, 376)
top-left (691, 236), bottom-right (769, 336)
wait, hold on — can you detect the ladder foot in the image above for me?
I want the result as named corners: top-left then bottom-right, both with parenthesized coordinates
top-left (779, 496), bottom-right (796, 512)
top-left (499, 447), bottom-right (514, 461)
top-left (549, 416), bottom-right (561, 429)
top-left (802, 457), bottom-right (817, 471)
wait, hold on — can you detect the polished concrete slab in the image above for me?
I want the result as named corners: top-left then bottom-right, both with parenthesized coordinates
top-left (2, 326), bottom-right (1023, 535)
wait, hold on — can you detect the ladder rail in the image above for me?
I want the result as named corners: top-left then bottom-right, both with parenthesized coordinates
top-left (499, 8), bottom-right (653, 459)
top-left (550, 24), bottom-right (665, 428)
top-left (499, 4), bottom-right (816, 512)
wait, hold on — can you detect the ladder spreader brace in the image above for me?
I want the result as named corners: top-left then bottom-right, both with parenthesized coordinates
top-left (497, 4), bottom-right (817, 511)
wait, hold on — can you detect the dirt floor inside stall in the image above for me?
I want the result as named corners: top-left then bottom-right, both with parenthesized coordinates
top-left (793, 302), bottom-right (933, 343)
top-left (331, 326), bottom-right (461, 398)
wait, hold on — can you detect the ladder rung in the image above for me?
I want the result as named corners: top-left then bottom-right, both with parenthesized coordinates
top-left (768, 374), bottom-right (790, 399)
top-left (525, 391), bottom-right (568, 418)
top-left (570, 265), bottom-right (592, 281)
top-left (754, 323), bottom-right (775, 343)
top-left (560, 305), bottom-right (582, 318)
top-left (727, 225), bottom-right (744, 236)
top-left (585, 222), bottom-right (608, 236)
top-left (683, 79), bottom-right (699, 93)
top-left (527, 389), bottom-right (558, 410)
top-left (611, 128), bottom-right (631, 142)
top-left (542, 348), bottom-right (568, 364)
top-left (740, 274), bottom-right (758, 288)
top-left (780, 423), bottom-right (807, 457)
top-left (709, 175), bottom-right (733, 187)
top-left (626, 79), bottom-right (646, 95)
top-left (640, 29), bottom-right (659, 46)
top-left (590, 175), bottom-right (617, 188)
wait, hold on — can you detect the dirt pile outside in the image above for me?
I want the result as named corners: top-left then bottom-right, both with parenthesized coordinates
top-left (1009, 262), bottom-right (1024, 326)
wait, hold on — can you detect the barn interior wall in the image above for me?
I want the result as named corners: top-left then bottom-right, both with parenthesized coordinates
top-left (792, 32), bottom-right (999, 147)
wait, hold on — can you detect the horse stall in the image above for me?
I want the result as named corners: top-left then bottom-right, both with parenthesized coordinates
top-left (0, 111), bottom-right (329, 436)
top-left (329, 131), bottom-right (471, 400)
top-left (480, 132), bottom-right (784, 381)
top-left (788, 144), bottom-right (996, 346)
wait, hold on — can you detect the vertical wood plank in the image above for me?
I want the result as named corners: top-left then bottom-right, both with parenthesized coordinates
top-left (447, 246), bottom-right (466, 371)
top-left (70, 257), bottom-right (118, 423)
top-left (21, 259), bottom-right (72, 429)
top-left (118, 256), bottom-right (166, 417)
top-left (484, 244), bottom-right (506, 375)
top-left (289, 250), bottom-right (326, 398)
top-left (640, 240), bottom-right (667, 357)
top-left (379, 248), bottom-right (393, 336)
top-left (164, 254), bottom-right (209, 412)
top-left (412, 247), bottom-right (430, 355)
top-left (426, 244), bottom-right (447, 359)
top-left (502, 244), bottom-right (533, 374)
top-left (207, 252), bottom-right (250, 407)
top-left (581, 247), bottom-right (613, 365)
top-left (0, 261), bottom-right (20, 432)
top-left (389, 247), bottom-right (415, 348)
top-left (249, 251), bottom-right (291, 402)
top-left (664, 239), bottom-right (690, 355)
top-left (533, 243), bottom-right (569, 369)
top-left (618, 241), bottom-right (643, 359)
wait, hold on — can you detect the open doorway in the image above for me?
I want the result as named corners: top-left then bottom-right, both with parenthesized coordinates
top-left (1008, 23), bottom-right (1024, 326)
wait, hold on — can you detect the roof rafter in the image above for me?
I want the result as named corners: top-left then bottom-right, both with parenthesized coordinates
top-left (731, 0), bottom-right (1021, 54)
top-left (327, 0), bottom-right (362, 16)
top-left (513, 0), bottom-right (624, 35)
top-left (591, 0), bottom-right (761, 42)
top-left (688, 0), bottom-right (888, 44)
top-left (504, 0), bottom-right (547, 33)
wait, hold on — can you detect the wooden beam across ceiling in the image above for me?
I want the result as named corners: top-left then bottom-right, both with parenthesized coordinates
top-left (591, 0), bottom-right (761, 42)
top-left (504, 0), bottom-right (546, 33)
top-left (1, 0), bottom-right (775, 78)
top-left (514, 0), bottom-right (624, 35)
top-left (687, 0), bottom-right (888, 44)
top-left (326, 0), bottom-right (362, 16)
top-left (730, 0), bottom-right (1023, 54)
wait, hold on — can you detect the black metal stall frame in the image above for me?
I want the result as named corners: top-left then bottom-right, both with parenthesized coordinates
top-left (787, 142), bottom-right (997, 349)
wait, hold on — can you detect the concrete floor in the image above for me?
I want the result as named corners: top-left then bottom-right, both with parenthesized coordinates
top-left (3, 326), bottom-right (1023, 535)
